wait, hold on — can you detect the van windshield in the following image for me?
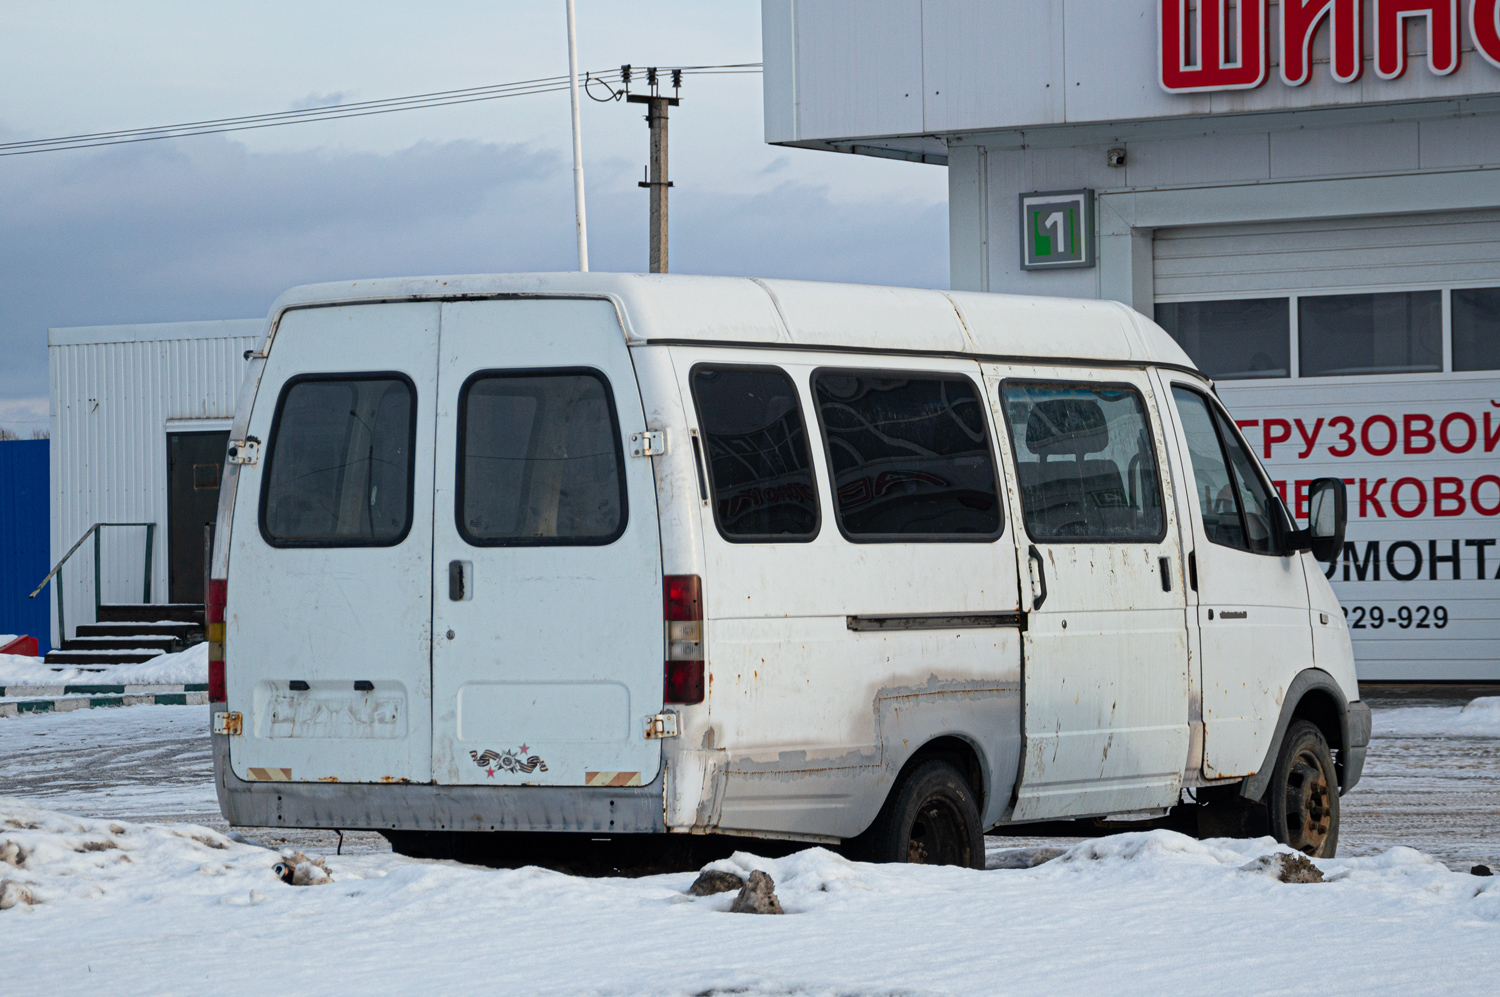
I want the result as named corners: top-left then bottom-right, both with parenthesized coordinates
top-left (260, 375), bottom-right (415, 546)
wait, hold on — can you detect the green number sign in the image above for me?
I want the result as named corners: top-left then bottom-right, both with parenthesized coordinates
top-left (1019, 189), bottom-right (1095, 270)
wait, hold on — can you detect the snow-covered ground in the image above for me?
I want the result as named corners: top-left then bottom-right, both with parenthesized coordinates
top-left (0, 642), bottom-right (208, 688)
top-left (1, 797), bottom-right (1496, 996)
top-left (2, 694), bottom-right (1499, 995)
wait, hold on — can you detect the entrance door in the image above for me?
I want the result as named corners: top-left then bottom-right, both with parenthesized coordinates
top-left (167, 430), bottom-right (229, 603)
top-left (1157, 379), bottom-right (1314, 779)
top-left (429, 299), bottom-right (664, 787)
top-left (986, 366), bottom-right (1191, 820)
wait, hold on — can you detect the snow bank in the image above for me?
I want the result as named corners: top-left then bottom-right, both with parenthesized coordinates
top-left (0, 688), bottom-right (1493, 993)
top-left (0, 642), bottom-right (207, 687)
top-left (1377, 696), bottom-right (1500, 738)
top-left (3, 801), bottom-right (1495, 996)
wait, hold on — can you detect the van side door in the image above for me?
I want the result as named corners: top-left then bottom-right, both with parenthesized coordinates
top-left (984, 365), bottom-right (1191, 820)
top-left (1155, 377), bottom-right (1314, 780)
top-left (428, 299), bottom-right (665, 788)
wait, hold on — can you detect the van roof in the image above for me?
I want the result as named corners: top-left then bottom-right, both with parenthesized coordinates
top-left (266, 272), bottom-right (1198, 371)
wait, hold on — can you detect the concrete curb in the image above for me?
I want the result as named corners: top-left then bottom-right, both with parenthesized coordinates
top-left (0, 684), bottom-right (209, 717)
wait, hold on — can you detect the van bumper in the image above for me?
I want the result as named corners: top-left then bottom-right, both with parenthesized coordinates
top-left (211, 724), bottom-right (665, 834)
top-left (1341, 699), bottom-right (1371, 795)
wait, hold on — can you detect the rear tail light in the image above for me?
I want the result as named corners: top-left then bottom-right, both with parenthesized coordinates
top-left (207, 578), bottom-right (227, 703)
top-left (664, 574), bottom-right (703, 705)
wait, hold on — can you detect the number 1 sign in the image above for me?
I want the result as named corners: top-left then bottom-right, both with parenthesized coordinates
top-left (1019, 189), bottom-right (1095, 270)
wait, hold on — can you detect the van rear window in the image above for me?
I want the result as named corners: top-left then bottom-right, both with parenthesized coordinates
top-left (690, 365), bottom-right (819, 542)
top-left (260, 374), bottom-right (416, 546)
top-left (813, 370), bottom-right (1002, 541)
top-left (1002, 381), bottom-right (1165, 543)
top-left (457, 370), bottom-right (626, 546)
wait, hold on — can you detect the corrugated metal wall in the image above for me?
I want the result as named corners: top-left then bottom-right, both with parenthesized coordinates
top-left (0, 439), bottom-right (51, 652)
top-left (49, 323), bottom-right (260, 641)
top-left (1154, 208), bottom-right (1500, 299)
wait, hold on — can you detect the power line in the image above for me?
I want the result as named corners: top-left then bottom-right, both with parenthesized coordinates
top-left (0, 63), bottom-right (762, 158)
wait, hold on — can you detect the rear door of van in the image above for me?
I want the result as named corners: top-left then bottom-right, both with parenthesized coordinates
top-left (428, 299), bottom-right (664, 787)
top-left (228, 302), bottom-right (439, 784)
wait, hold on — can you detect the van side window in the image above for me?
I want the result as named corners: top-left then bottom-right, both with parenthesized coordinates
top-left (690, 365), bottom-right (819, 541)
top-left (1171, 386), bottom-right (1281, 555)
top-left (457, 370), bottom-right (626, 546)
top-left (1002, 381), bottom-right (1165, 542)
top-left (261, 374), bottom-right (415, 546)
top-left (813, 370), bottom-right (1002, 541)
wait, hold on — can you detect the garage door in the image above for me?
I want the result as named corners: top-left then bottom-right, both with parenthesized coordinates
top-left (1150, 208), bottom-right (1500, 682)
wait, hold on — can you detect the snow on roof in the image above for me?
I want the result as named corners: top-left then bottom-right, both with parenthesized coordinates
top-left (264, 273), bottom-right (1198, 371)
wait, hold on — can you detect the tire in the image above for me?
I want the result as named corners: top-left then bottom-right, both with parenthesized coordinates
top-left (1268, 720), bottom-right (1340, 857)
top-left (856, 759), bottom-right (984, 868)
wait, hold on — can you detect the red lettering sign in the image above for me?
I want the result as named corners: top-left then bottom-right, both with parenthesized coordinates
top-left (1159, 1), bottom-right (1269, 92)
top-left (1161, 0), bottom-right (1485, 91)
top-left (1375, 0), bottom-right (1461, 78)
top-left (1281, 0), bottom-right (1364, 85)
top-left (1473, 0), bottom-right (1500, 67)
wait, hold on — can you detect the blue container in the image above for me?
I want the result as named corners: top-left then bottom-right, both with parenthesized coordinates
top-left (0, 438), bottom-right (51, 654)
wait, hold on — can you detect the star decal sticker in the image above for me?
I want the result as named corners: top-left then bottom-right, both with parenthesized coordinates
top-left (486, 767), bottom-right (495, 778)
top-left (519, 743), bottom-right (530, 754)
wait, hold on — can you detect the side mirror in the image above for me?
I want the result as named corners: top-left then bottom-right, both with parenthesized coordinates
top-left (1290, 477), bottom-right (1347, 562)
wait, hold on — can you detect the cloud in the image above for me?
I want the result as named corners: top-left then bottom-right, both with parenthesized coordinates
top-left (288, 91), bottom-right (355, 111)
top-left (0, 134), bottom-right (946, 400)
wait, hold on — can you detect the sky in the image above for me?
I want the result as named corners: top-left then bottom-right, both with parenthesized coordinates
top-left (0, 1), bottom-right (949, 435)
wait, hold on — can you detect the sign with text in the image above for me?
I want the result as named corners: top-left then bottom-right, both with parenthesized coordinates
top-left (1159, 0), bottom-right (1500, 93)
top-left (1019, 189), bottom-right (1094, 271)
top-left (1218, 378), bottom-right (1500, 680)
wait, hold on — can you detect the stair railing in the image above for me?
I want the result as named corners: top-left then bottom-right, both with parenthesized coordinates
top-left (29, 522), bottom-right (156, 643)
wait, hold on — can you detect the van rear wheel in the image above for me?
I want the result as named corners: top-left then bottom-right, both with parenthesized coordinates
top-left (857, 759), bottom-right (984, 868)
top-left (1268, 720), bottom-right (1340, 858)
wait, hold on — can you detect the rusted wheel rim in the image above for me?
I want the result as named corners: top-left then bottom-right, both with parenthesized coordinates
top-left (907, 797), bottom-right (968, 865)
top-left (1284, 749), bottom-right (1333, 856)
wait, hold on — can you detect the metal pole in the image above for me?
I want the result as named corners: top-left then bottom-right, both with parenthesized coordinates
top-left (144, 522), bottom-right (155, 602)
top-left (94, 525), bottom-right (102, 621)
top-left (565, 0), bottom-right (589, 272)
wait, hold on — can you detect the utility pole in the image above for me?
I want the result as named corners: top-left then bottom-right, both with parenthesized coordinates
top-left (625, 67), bottom-right (679, 273)
top-left (565, 0), bottom-right (589, 271)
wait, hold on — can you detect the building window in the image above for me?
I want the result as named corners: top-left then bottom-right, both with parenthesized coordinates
top-left (456, 370), bottom-right (626, 546)
top-left (690, 365), bottom-right (819, 542)
top-left (1452, 287), bottom-right (1500, 372)
top-left (1001, 381), bottom-right (1165, 543)
top-left (813, 370), bottom-right (1002, 542)
top-left (261, 374), bottom-right (415, 546)
top-left (1298, 291), bottom-right (1442, 377)
top-left (1155, 298), bottom-right (1290, 379)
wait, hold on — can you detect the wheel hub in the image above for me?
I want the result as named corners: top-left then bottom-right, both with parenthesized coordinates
top-left (1284, 750), bottom-right (1333, 855)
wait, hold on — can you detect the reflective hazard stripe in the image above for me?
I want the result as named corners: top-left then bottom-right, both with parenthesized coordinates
top-left (584, 771), bottom-right (641, 787)
top-left (247, 767), bottom-right (293, 781)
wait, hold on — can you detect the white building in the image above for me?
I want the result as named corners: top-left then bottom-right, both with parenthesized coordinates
top-left (48, 320), bottom-right (259, 643)
top-left (761, 0), bottom-right (1500, 680)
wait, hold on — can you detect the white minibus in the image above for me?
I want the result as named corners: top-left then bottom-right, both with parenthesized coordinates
top-left (209, 273), bottom-right (1369, 864)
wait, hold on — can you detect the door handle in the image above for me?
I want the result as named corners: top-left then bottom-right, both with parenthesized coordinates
top-left (448, 560), bottom-right (471, 601)
top-left (1159, 556), bottom-right (1172, 592)
top-left (1027, 544), bottom-right (1048, 610)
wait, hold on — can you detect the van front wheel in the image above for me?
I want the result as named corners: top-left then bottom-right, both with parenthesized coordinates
top-left (857, 759), bottom-right (984, 868)
top-left (1268, 720), bottom-right (1340, 858)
